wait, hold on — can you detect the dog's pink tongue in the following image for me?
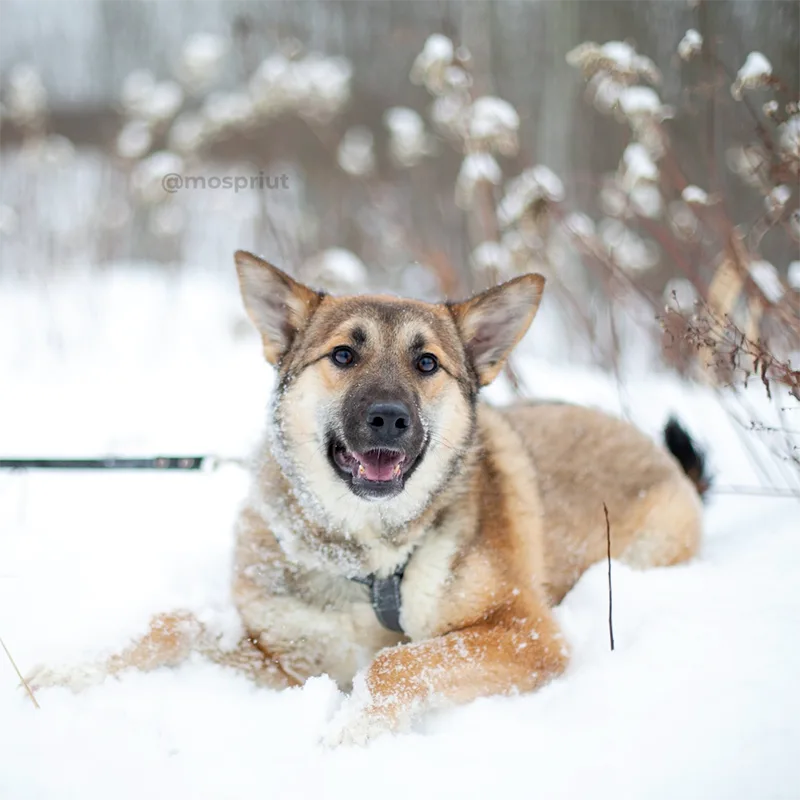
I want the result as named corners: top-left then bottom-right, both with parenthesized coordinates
top-left (355, 450), bottom-right (404, 481)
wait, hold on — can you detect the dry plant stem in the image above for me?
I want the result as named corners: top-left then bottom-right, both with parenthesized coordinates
top-left (603, 503), bottom-right (614, 652)
top-left (1, 636), bottom-right (40, 709)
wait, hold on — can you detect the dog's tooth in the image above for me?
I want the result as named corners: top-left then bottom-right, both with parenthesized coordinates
top-left (393, 464), bottom-right (401, 477)
top-left (358, 464), bottom-right (366, 476)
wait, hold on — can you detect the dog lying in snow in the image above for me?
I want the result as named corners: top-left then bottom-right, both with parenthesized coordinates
top-left (28, 251), bottom-right (708, 745)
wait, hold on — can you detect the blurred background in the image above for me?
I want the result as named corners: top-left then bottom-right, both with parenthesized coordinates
top-left (0, 0), bottom-right (798, 416)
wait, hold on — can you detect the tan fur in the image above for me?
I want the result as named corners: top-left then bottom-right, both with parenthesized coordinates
top-left (28, 254), bottom-right (704, 746)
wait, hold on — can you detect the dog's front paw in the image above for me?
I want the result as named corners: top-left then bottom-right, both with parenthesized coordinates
top-left (24, 662), bottom-right (107, 694)
top-left (321, 674), bottom-right (406, 748)
top-left (322, 703), bottom-right (398, 748)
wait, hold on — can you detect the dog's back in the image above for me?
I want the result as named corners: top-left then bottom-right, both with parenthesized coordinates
top-left (502, 402), bottom-right (704, 602)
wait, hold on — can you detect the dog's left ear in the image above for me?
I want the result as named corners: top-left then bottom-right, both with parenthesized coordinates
top-left (449, 274), bottom-right (545, 386)
top-left (234, 250), bottom-right (323, 365)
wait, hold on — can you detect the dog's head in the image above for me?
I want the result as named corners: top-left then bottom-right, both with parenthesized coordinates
top-left (235, 250), bottom-right (544, 528)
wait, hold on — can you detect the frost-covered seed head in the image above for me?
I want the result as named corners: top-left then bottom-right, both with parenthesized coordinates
top-left (0, 205), bottom-right (19, 236)
top-left (667, 201), bottom-right (699, 241)
top-left (630, 184), bottom-right (663, 219)
top-left (337, 127), bottom-right (375, 177)
top-left (410, 34), bottom-right (455, 95)
top-left (764, 185), bottom-right (792, 217)
top-left (384, 107), bottom-right (431, 167)
top-left (587, 71), bottom-right (624, 114)
top-left (778, 116), bottom-right (800, 167)
top-left (598, 220), bottom-right (659, 273)
top-left (249, 53), bottom-right (352, 124)
top-left (787, 261), bottom-right (800, 290)
top-left (430, 92), bottom-right (470, 140)
top-left (131, 151), bottom-right (184, 205)
top-left (563, 213), bottom-right (595, 241)
top-left (731, 52), bottom-right (773, 100)
top-left (677, 30), bottom-right (703, 61)
top-left (455, 153), bottom-right (502, 210)
top-left (790, 209), bottom-right (800, 239)
top-left (301, 249), bottom-right (368, 293)
top-left (567, 41), bottom-right (661, 86)
top-left (617, 87), bottom-right (671, 122)
top-left (748, 260), bottom-right (784, 304)
top-left (6, 64), bottom-right (48, 124)
top-left (497, 166), bottom-right (564, 229)
top-left (599, 176), bottom-right (628, 218)
top-left (467, 97), bottom-right (520, 156)
top-left (664, 278), bottom-right (698, 310)
top-left (117, 120), bottom-right (153, 159)
top-left (682, 185), bottom-right (714, 206)
top-left (178, 33), bottom-right (228, 92)
top-left (470, 241), bottom-right (513, 277)
top-left (725, 144), bottom-right (770, 188)
top-left (168, 112), bottom-right (207, 154)
top-left (621, 143), bottom-right (659, 191)
top-left (202, 92), bottom-right (254, 131)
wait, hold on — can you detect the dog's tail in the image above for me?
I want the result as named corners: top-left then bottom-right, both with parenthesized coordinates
top-left (664, 417), bottom-right (711, 499)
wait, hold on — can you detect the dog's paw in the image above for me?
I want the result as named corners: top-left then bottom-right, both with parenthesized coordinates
top-left (24, 662), bottom-right (107, 694)
top-left (320, 674), bottom-right (407, 748)
top-left (322, 703), bottom-right (397, 748)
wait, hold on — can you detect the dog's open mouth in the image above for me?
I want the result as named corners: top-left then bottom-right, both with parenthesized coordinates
top-left (328, 439), bottom-right (423, 498)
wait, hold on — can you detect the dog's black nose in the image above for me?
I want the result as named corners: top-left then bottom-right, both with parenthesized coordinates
top-left (366, 402), bottom-right (411, 442)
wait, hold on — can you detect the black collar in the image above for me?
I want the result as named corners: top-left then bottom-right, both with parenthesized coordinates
top-left (351, 561), bottom-right (407, 633)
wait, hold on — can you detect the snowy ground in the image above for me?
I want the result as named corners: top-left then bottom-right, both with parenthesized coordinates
top-left (1, 267), bottom-right (799, 800)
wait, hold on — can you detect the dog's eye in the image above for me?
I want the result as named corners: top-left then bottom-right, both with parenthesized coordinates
top-left (331, 346), bottom-right (356, 367)
top-left (416, 353), bottom-right (438, 374)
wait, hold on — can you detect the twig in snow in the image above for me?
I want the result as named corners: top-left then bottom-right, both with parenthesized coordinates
top-left (604, 503), bottom-right (615, 652)
top-left (0, 636), bottom-right (40, 709)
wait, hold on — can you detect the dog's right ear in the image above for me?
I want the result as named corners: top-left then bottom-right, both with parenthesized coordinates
top-left (234, 250), bottom-right (323, 365)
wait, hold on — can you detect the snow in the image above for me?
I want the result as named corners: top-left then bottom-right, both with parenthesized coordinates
top-left (1, 267), bottom-right (800, 799)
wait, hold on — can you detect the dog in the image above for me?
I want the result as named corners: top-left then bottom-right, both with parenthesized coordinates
top-left (28, 250), bottom-right (708, 746)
